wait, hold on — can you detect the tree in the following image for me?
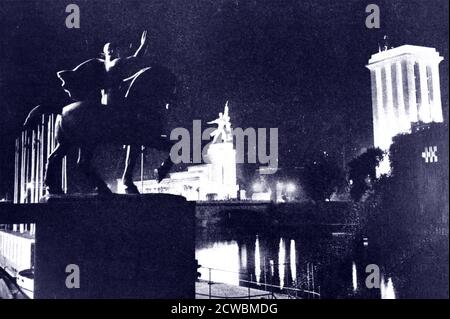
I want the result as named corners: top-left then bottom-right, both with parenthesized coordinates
top-left (301, 152), bottom-right (344, 201)
top-left (348, 148), bottom-right (384, 201)
top-left (353, 127), bottom-right (448, 298)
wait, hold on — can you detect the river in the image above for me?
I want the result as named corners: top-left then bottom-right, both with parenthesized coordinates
top-left (195, 227), bottom-right (397, 299)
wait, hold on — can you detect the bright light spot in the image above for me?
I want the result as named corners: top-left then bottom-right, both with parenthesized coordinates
top-left (196, 241), bottom-right (240, 286)
top-left (276, 182), bottom-right (284, 189)
top-left (27, 182), bottom-right (33, 189)
top-left (352, 262), bottom-right (358, 291)
top-left (253, 182), bottom-right (262, 192)
top-left (286, 183), bottom-right (296, 192)
top-left (363, 237), bottom-right (369, 247)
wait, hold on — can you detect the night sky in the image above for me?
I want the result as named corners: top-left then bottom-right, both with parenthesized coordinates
top-left (0, 0), bottom-right (448, 196)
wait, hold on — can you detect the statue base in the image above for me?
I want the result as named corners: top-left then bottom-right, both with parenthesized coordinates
top-left (34, 193), bottom-right (195, 299)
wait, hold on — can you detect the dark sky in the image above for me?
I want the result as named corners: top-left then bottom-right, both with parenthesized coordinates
top-left (0, 0), bottom-right (448, 196)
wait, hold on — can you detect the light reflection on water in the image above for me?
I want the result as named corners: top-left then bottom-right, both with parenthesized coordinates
top-left (290, 240), bottom-right (297, 284)
top-left (381, 276), bottom-right (396, 299)
top-left (352, 262), bottom-right (358, 291)
top-left (240, 244), bottom-right (247, 268)
top-left (278, 238), bottom-right (286, 289)
top-left (351, 262), bottom-right (397, 299)
top-left (254, 236), bottom-right (261, 284)
top-left (196, 241), bottom-right (240, 286)
top-left (269, 259), bottom-right (274, 277)
top-left (195, 232), bottom-right (397, 298)
top-left (196, 233), bottom-right (305, 294)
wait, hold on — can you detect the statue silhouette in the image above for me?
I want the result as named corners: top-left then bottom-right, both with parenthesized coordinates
top-left (28, 32), bottom-right (178, 195)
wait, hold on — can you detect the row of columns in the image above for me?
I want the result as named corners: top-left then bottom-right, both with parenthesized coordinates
top-left (371, 57), bottom-right (443, 150)
top-left (7, 114), bottom-right (67, 236)
top-left (13, 113), bottom-right (68, 204)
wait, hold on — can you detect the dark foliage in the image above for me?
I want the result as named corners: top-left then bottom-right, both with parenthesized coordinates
top-left (348, 147), bottom-right (384, 201)
top-left (301, 152), bottom-right (345, 201)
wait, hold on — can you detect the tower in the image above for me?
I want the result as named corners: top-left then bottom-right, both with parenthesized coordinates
top-left (205, 102), bottom-right (238, 199)
top-left (366, 45), bottom-right (444, 174)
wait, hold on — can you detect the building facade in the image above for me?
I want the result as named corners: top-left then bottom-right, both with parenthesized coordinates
top-left (366, 45), bottom-right (444, 174)
top-left (118, 104), bottom-right (239, 201)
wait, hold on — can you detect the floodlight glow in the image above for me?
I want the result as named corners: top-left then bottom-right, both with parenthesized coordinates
top-left (253, 182), bottom-right (262, 192)
top-left (286, 183), bottom-right (296, 193)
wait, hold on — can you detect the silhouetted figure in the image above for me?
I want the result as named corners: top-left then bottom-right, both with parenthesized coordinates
top-left (40, 31), bottom-right (177, 195)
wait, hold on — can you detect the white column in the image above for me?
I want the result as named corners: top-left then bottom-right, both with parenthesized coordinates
top-left (395, 61), bottom-right (409, 132)
top-left (30, 130), bottom-right (35, 203)
top-left (406, 58), bottom-right (418, 123)
top-left (370, 70), bottom-right (379, 147)
top-left (374, 67), bottom-right (386, 148)
top-left (14, 138), bottom-right (19, 204)
top-left (430, 63), bottom-right (444, 122)
top-left (418, 62), bottom-right (431, 123)
top-left (30, 224), bottom-right (36, 237)
top-left (384, 63), bottom-right (396, 140)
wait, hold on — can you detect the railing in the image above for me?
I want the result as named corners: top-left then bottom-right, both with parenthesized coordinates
top-left (196, 266), bottom-right (320, 299)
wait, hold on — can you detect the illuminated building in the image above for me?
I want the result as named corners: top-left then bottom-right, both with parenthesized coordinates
top-left (118, 104), bottom-right (239, 200)
top-left (366, 45), bottom-right (444, 174)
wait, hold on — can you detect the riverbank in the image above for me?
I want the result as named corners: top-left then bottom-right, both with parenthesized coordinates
top-left (196, 280), bottom-right (294, 299)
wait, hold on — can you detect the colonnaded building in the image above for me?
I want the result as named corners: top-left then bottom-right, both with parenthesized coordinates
top-left (366, 45), bottom-right (444, 174)
top-left (367, 44), bottom-right (448, 237)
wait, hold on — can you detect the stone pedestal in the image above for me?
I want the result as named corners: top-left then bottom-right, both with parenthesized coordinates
top-left (204, 142), bottom-right (238, 200)
top-left (34, 193), bottom-right (195, 299)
